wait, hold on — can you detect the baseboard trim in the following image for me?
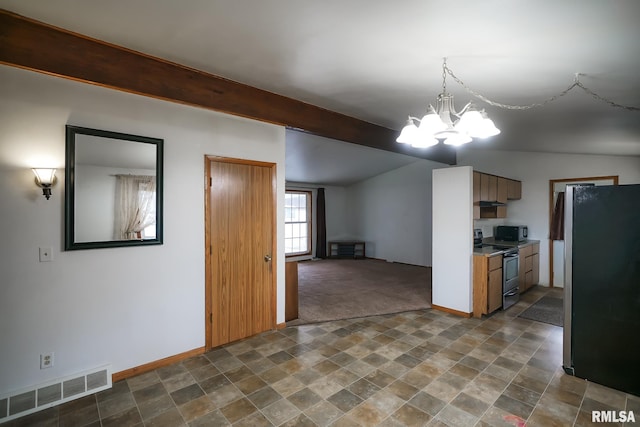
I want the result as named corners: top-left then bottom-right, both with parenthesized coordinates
top-left (276, 322), bottom-right (286, 329)
top-left (112, 346), bottom-right (206, 383)
top-left (367, 258), bottom-right (431, 269)
top-left (432, 304), bottom-right (472, 318)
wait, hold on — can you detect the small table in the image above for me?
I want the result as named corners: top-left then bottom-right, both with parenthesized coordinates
top-left (328, 241), bottom-right (366, 259)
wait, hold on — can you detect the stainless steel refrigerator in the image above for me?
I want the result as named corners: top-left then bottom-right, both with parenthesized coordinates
top-left (563, 184), bottom-right (640, 396)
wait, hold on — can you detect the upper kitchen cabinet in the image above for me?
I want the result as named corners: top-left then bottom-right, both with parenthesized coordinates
top-left (473, 171), bottom-right (481, 219)
top-left (473, 171), bottom-right (521, 219)
top-left (507, 179), bottom-right (522, 200)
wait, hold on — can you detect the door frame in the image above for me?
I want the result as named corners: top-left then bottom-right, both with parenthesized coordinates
top-left (204, 155), bottom-right (278, 351)
top-left (548, 175), bottom-right (618, 287)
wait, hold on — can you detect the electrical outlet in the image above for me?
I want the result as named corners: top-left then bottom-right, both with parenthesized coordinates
top-left (40, 352), bottom-right (54, 369)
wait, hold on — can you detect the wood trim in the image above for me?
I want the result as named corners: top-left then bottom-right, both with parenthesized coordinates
top-left (270, 162), bottom-right (278, 332)
top-left (548, 175), bottom-right (618, 287)
top-left (432, 304), bottom-right (473, 318)
top-left (204, 157), bottom-right (213, 350)
top-left (277, 322), bottom-right (287, 330)
top-left (112, 347), bottom-right (205, 383)
top-left (206, 156), bottom-right (278, 167)
top-left (0, 9), bottom-right (456, 165)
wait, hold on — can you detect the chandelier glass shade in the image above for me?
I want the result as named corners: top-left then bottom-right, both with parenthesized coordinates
top-left (397, 94), bottom-right (500, 147)
top-left (397, 60), bottom-right (500, 148)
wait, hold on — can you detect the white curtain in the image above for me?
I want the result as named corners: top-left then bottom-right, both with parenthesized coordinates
top-left (114, 175), bottom-right (156, 240)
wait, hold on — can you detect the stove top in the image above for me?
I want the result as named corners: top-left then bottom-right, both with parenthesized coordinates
top-left (489, 244), bottom-right (515, 250)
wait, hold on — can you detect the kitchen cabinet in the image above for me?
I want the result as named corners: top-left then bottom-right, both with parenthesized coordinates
top-left (474, 172), bottom-right (518, 219)
top-left (473, 253), bottom-right (503, 317)
top-left (496, 177), bottom-right (508, 218)
top-left (497, 177), bottom-right (508, 203)
top-left (482, 174), bottom-right (497, 202)
top-left (507, 179), bottom-right (522, 200)
top-left (473, 171), bottom-right (481, 219)
top-left (518, 241), bottom-right (540, 293)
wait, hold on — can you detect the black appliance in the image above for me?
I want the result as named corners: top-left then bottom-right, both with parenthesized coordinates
top-left (473, 229), bottom-right (483, 248)
top-left (495, 225), bottom-right (528, 242)
top-left (563, 184), bottom-right (640, 396)
top-left (502, 248), bottom-right (519, 310)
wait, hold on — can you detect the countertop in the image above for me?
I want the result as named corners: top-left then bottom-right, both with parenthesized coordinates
top-left (473, 246), bottom-right (505, 257)
top-left (473, 239), bottom-right (540, 257)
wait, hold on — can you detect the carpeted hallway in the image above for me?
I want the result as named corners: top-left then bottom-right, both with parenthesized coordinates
top-left (288, 259), bottom-right (431, 325)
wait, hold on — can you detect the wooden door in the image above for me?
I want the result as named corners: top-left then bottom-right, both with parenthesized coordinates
top-left (207, 158), bottom-right (275, 348)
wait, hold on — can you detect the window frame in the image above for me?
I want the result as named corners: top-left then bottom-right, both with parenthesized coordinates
top-left (284, 190), bottom-right (312, 257)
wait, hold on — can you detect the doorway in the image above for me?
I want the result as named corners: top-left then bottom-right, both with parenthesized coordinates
top-left (548, 175), bottom-right (618, 287)
top-left (205, 156), bottom-right (277, 349)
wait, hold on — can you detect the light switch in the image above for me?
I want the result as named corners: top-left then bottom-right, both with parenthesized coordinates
top-left (39, 247), bottom-right (53, 262)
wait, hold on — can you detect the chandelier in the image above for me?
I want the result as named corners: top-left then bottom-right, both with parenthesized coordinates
top-left (397, 58), bottom-right (500, 148)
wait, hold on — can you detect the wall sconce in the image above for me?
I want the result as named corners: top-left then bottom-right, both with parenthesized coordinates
top-left (32, 168), bottom-right (57, 200)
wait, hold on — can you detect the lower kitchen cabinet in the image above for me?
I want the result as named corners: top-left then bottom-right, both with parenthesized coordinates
top-left (473, 253), bottom-right (503, 317)
top-left (519, 242), bottom-right (540, 292)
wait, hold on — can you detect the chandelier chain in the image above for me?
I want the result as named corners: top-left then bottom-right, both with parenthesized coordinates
top-left (443, 63), bottom-right (640, 111)
top-left (442, 58), bottom-right (447, 93)
top-left (573, 78), bottom-right (640, 111)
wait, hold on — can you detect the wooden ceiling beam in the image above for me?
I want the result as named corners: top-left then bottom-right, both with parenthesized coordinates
top-left (0, 10), bottom-right (455, 165)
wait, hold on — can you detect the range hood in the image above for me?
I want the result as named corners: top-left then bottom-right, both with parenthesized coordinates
top-left (479, 201), bottom-right (507, 207)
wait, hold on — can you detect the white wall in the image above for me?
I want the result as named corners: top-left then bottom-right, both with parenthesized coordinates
top-left (432, 167), bottom-right (474, 314)
top-left (457, 147), bottom-right (640, 285)
top-left (347, 159), bottom-right (443, 266)
top-left (324, 186), bottom-right (352, 242)
top-left (0, 66), bottom-right (286, 394)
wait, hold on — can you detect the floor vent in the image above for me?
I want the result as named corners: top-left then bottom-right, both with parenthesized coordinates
top-left (0, 365), bottom-right (111, 424)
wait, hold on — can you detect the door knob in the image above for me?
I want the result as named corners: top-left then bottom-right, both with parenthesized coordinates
top-left (264, 254), bottom-right (272, 262)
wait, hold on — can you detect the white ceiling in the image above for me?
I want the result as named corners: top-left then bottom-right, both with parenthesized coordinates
top-left (285, 130), bottom-right (421, 186)
top-left (3, 0), bottom-right (640, 185)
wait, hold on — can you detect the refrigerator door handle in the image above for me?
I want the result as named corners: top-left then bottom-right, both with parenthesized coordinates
top-left (563, 186), bottom-right (574, 374)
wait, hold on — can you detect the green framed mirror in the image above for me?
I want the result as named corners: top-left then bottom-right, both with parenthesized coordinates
top-left (64, 125), bottom-right (164, 250)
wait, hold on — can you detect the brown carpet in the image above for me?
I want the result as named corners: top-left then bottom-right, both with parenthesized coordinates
top-left (288, 258), bottom-right (431, 325)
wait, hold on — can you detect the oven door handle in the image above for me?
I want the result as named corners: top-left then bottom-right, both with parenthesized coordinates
top-left (504, 289), bottom-right (518, 297)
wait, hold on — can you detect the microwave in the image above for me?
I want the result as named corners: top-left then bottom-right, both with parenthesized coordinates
top-left (495, 225), bottom-right (528, 242)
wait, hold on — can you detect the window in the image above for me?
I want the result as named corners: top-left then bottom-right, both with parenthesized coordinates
top-left (141, 187), bottom-right (157, 239)
top-left (285, 190), bottom-right (311, 256)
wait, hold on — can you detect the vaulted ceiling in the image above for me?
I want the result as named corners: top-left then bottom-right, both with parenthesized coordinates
top-left (2, 1), bottom-right (639, 185)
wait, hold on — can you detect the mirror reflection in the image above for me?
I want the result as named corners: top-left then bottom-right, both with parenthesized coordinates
top-left (65, 126), bottom-right (163, 250)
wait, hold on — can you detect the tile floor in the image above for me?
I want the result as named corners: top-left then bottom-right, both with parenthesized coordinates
top-left (6, 286), bottom-right (639, 426)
